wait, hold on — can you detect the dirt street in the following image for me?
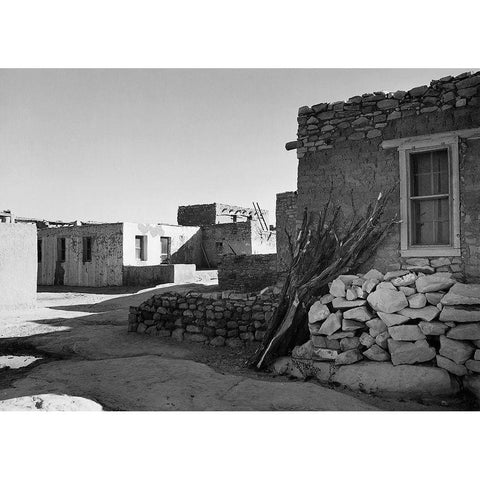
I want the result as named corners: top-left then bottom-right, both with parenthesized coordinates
top-left (0, 280), bottom-right (459, 411)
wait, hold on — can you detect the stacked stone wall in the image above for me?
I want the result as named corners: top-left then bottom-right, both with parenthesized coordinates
top-left (128, 290), bottom-right (278, 347)
top-left (276, 191), bottom-right (297, 272)
top-left (218, 254), bottom-right (278, 292)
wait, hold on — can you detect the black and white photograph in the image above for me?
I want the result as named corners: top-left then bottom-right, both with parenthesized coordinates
top-left (0, 1), bottom-right (478, 479)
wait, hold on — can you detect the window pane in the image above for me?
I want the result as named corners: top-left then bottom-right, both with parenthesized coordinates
top-left (412, 198), bottom-right (450, 245)
top-left (411, 149), bottom-right (449, 196)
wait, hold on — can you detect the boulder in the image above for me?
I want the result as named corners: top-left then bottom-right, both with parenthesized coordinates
top-left (343, 306), bottom-right (373, 322)
top-left (367, 289), bottom-right (408, 313)
top-left (408, 293), bottom-right (427, 309)
top-left (363, 269), bottom-right (384, 282)
top-left (342, 318), bottom-right (365, 331)
top-left (384, 270), bottom-right (409, 281)
top-left (363, 344), bottom-right (390, 362)
top-left (308, 301), bottom-right (330, 324)
top-left (332, 362), bottom-right (459, 396)
top-left (313, 347), bottom-right (339, 362)
top-left (376, 281), bottom-right (397, 290)
top-left (466, 360), bottom-right (480, 373)
top-left (375, 331), bottom-right (391, 349)
top-left (439, 335), bottom-right (474, 364)
top-left (399, 286), bottom-right (416, 297)
top-left (426, 292), bottom-right (445, 305)
top-left (441, 283), bottom-right (480, 305)
top-left (418, 321), bottom-right (447, 336)
top-left (329, 278), bottom-right (347, 297)
top-left (332, 298), bottom-right (367, 309)
top-left (436, 355), bottom-right (467, 376)
top-left (292, 340), bottom-right (314, 359)
top-left (388, 339), bottom-right (436, 366)
top-left (388, 325), bottom-right (425, 341)
top-left (446, 323), bottom-right (480, 341)
top-left (391, 272), bottom-right (417, 287)
top-left (415, 273), bottom-right (455, 293)
top-left (318, 311), bottom-right (342, 336)
top-left (359, 332), bottom-right (375, 348)
top-left (439, 306), bottom-right (480, 323)
top-left (398, 306), bottom-right (440, 322)
top-left (340, 336), bottom-right (361, 351)
top-left (377, 311), bottom-right (409, 327)
top-left (335, 349), bottom-right (363, 366)
top-left (320, 293), bottom-right (335, 304)
top-left (366, 318), bottom-right (387, 337)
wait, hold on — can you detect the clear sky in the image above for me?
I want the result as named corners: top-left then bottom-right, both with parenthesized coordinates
top-left (0, 68), bottom-right (471, 225)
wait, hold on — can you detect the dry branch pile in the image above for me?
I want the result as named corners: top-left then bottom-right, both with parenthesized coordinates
top-left (248, 187), bottom-right (398, 370)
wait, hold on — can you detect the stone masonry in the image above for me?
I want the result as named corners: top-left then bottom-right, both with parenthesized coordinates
top-left (276, 191), bottom-right (297, 272)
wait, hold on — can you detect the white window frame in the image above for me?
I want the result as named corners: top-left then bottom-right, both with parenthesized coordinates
top-left (382, 128), bottom-right (480, 258)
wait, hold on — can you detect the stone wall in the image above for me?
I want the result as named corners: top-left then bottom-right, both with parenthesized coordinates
top-left (276, 191), bottom-right (297, 272)
top-left (122, 264), bottom-right (197, 287)
top-left (0, 223), bottom-right (37, 310)
top-left (128, 290), bottom-right (279, 347)
top-left (177, 203), bottom-right (269, 226)
top-left (292, 71), bottom-right (480, 281)
top-left (218, 254), bottom-right (278, 292)
top-left (292, 268), bottom-right (480, 390)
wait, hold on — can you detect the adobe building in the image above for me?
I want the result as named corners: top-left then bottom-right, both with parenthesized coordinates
top-left (283, 71), bottom-right (480, 282)
top-left (37, 222), bottom-right (202, 287)
top-left (0, 222), bottom-right (37, 310)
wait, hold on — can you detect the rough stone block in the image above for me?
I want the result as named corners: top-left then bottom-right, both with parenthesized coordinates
top-left (441, 283), bottom-right (480, 305)
top-left (367, 289), bottom-right (408, 313)
top-left (388, 325), bottom-right (425, 341)
top-left (388, 339), bottom-right (436, 366)
top-left (335, 349), bottom-right (363, 365)
top-left (439, 306), bottom-right (480, 323)
top-left (436, 355), bottom-right (467, 376)
top-left (343, 306), bottom-right (373, 322)
top-left (439, 335), bottom-right (475, 364)
top-left (446, 323), bottom-right (480, 340)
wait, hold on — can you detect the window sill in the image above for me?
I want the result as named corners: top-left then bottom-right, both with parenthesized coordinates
top-left (400, 247), bottom-right (461, 258)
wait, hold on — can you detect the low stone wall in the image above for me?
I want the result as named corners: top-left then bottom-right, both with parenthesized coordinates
top-left (128, 290), bottom-right (278, 347)
top-left (218, 254), bottom-right (278, 292)
top-left (293, 268), bottom-right (480, 390)
top-left (122, 264), bottom-right (197, 287)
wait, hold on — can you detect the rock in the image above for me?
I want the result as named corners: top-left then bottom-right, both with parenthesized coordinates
top-left (399, 286), bottom-right (416, 297)
top-left (408, 266), bottom-right (435, 275)
top-left (426, 292), bottom-right (445, 305)
top-left (335, 349), bottom-right (363, 365)
top-left (375, 331), bottom-right (390, 349)
top-left (439, 335), bottom-right (474, 364)
top-left (187, 333), bottom-right (208, 343)
top-left (362, 279), bottom-right (379, 293)
top-left (292, 340), bottom-right (314, 359)
top-left (384, 270), bottom-right (409, 281)
top-left (388, 325), bottom-right (425, 341)
top-left (327, 331), bottom-right (354, 340)
top-left (332, 362), bottom-right (459, 396)
top-left (308, 322), bottom-right (322, 335)
top-left (436, 355), bottom-right (467, 376)
top-left (363, 269), bottom-right (384, 282)
top-left (210, 336), bottom-right (225, 347)
top-left (346, 288), bottom-right (358, 301)
top-left (343, 306), bottom-right (373, 322)
top-left (270, 356), bottom-right (307, 379)
top-left (430, 257), bottom-right (451, 268)
top-left (398, 306), bottom-right (440, 322)
top-left (329, 278), bottom-right (347, 297)
top-left (342, 318), bottom-right (365, 331)
top-left (340, 337), bottom-right (361, 351)
top-left (318, 311), bottom-right (342, 336)
top-left (391, 273), bottom-right (417, 287)
top-left (363, 344), bottom-right (390, 362)
top-left (377, 311), bottom-right (409, 327)
top-left (332, 298), bottom-right (367, 309)
top-left (416, 274), bottom-right (456, 293)
top-left (311, 335), bottom-right (327, 348)
top-left (388, 339), bottom-right (436, 365)
top-left (360, 332), bottom-right (375, 348)
top-left (466, 360), bottom-right (480, 373)
top-left (308, 301), bottom-right (330, 324)
top-left (447, 323), bottom-right (480, 340)
top-left (313, 348), bottom-right (339, 361)
top-left (171, 328), bottom-right (185, 342)
top-left (439, 306), bottom-right (480, 323)
top-left (408, 293), bottom-right (427, 309)
top-left (325, 338), bottom-right (340, 350)
top-left (367, 289), bottom-right (408, 313)
top-left (419, 321), bottom-right (447, 336)
top-left (366, 318), bottom-right (387, 337)
top-left (441, 283), bottom-right (480, 305)
top-left (320, 293), bottom-right (335, 304)
top-left (376, 281), bottom-right (397, 290)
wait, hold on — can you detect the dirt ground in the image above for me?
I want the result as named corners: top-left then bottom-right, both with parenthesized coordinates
top-left (0, 280), bottom-right (470, 411)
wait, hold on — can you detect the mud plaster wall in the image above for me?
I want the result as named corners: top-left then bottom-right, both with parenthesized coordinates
top-left (276, 191), bottom-right (298, 272)
top-left (37, 223), bottom-right (123, 287)
top-left (295, 73), bottom-right (480, 282)
top-left (122, 223), bottom-right (202, 267)
top-left (0, 223), bottom-right (37, 310)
